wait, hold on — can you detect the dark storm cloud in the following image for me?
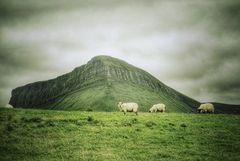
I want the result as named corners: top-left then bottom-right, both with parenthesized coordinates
top-left (164, 37), bottom-right (240, 103)
top-left (0, 0), bottom-right (240, 106)
top-left (157, 0), bottom-right (240, 103)
top-left (0, 42), bottom-right (52, 106)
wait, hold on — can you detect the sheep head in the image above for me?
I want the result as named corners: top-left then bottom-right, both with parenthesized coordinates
top-left (118, 102), bottom-right (123, 111)
top-left (149, 108), bottom-right (153, 113)
top-left (197, 106), bottom-right (203, 113)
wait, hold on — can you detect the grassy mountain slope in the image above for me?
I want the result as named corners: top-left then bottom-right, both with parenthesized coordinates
top-left (10, 55), bottom-right (200, 112)
top-left (49, 81), bottom-right (194, 112)
top-left (1, 108), bottom-right (240, 161)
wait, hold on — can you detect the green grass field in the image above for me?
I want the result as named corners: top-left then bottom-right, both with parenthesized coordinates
top-left (0, 108), bottom-right (240, 161)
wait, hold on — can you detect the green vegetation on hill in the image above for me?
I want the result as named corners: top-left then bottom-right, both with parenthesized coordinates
top-left (1, 108), bottom-right (240, 161)
top-left (10, 55), bottom-right (200, 112)
top-left (51, 81), bottom-right (194, 112)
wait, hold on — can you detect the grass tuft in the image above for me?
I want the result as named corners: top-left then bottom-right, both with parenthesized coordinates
top-left (180, 123), bottom-right (187, 128)
top-left (87, 116), bottom-right (94, 122)
top-left (145, 121), bottom-right (157, 128)
top-left (21, 116), bottom-right (43, 123)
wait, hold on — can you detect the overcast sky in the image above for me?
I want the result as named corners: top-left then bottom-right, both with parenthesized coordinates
top-left (0, 0), bottom-right (240, 106)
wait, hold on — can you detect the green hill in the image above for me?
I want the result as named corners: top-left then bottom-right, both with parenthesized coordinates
top-left (9, 55), bottom-right (200, 112)
top-left (211, 103), bottom-right (240, 114)
top-left (1, 108), bottom-right (240, 161)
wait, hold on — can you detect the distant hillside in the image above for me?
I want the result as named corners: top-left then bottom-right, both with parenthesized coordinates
top-left (10, 55), bottom-right (202, 112)
top-left (211, 103), bottom-right (240, 114)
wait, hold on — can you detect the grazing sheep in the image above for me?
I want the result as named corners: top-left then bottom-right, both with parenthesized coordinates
top-left (149, 103), bottom-right (166, 113)
top-left (4, 104), bottom-right (13, 108)
top-left (118, 102), bottom-right (138, 115)
top-left (197, 103), bottom-right (214, 113)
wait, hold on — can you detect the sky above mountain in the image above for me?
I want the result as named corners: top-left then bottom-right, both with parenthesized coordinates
top-left (0, 0), bottom-right (240, 106)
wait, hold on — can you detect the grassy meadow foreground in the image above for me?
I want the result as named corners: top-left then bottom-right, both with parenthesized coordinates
top-left (0, 108), bottom-right (240, 161)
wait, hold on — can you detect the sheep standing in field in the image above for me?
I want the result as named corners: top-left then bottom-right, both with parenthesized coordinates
top-left (197, 103), bottom-right (214, 113)
top-left (118, 102), bottom-right (138, 115)
top-left (4, 104), bottom-right (13, 108)
top-left (149, 103), bottom-right (166, 113)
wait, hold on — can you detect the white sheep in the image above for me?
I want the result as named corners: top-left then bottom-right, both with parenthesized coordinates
top-left (118, 102), bottom-right (138, 115)
top-left (197, 103), bottom-right (214, 113)
top-left (149, 103), bottom-right (166, 113)
top-left (4, 104), bottom-right (13, 108)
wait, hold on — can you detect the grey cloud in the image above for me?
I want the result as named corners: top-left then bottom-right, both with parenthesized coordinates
top-left (0, 0), bottom-right (240, 106)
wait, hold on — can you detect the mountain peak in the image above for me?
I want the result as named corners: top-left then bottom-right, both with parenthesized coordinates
top-left (88, 55), bottom-right (131, 68)
top-left (91, 55), bottom-right (115, 61)
top-left (89, 55), bottom-right (121, 64)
